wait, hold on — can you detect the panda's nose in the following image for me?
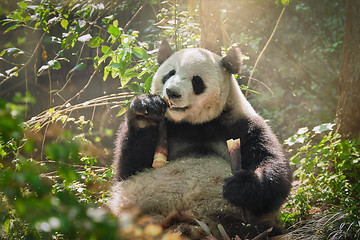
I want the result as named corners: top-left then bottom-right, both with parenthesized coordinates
top-left (166, 88), bottom-right (182, 99)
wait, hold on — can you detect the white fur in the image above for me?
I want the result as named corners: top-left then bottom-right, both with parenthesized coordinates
top-left (223, 75), bottom-right (258, 123)
top-left (108, 157), bottom-right (245, 237)
top-left (151, 48), bottom-right (256, 124)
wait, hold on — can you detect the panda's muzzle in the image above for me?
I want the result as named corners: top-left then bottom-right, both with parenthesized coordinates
top-left (166, 88), bottom-right (182, 100)
top-left (163, 95), bottom-right (189, 112)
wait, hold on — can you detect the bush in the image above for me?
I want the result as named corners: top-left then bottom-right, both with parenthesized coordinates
top-left (0, 95), bottom-right (119, 239)
top-left (282, 123), bottom-right (360, 239)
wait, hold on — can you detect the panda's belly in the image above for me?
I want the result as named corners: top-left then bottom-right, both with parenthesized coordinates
top-left (166, 119), bottom-right (230, 162)
top-left (167, 138), bottom-right (230, 162)
top-left (108, 156), bottom-right (243, 238)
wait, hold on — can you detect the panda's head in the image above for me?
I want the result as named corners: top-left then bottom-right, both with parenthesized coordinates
top-left (151, 41), bottom-right (243, 124)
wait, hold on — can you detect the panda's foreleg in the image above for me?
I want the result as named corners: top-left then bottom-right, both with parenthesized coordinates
top-left (223, 115), bottom-right (292, 216)
top-left (113, 94), bottom-right (167, 181)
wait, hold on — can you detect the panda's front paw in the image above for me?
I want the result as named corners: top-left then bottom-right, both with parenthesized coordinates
top-left (223, 170), bottom-right (264, 215)
top-left (129, 94), bottom-right (167, 121)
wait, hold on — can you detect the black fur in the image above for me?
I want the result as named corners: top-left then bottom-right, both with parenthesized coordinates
top-left (113, 94), bottom-right (166, 180)
top-left (113, 94), bottom-right (292, 215)
top-left (162, 69), bottom-right (176, 84)
top-left (223, 116), bottom-right (292, 215)
top-left (220, 47), bottom-right (242, 74)
top-left (192, 75), bottom-right (206, 95)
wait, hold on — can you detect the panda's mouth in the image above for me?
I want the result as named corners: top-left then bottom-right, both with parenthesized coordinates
top-left (169, 105), bottom-right (189, 112)
top-left (163, 96), bottom-right (189, 112)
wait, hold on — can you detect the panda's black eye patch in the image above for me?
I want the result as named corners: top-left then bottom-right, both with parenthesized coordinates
top-left (192, 75), bottom-right (206, 95)
top-left (162, 69), bottom-right (176, 84)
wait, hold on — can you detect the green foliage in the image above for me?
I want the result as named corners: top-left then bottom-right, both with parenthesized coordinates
top-left (0, 0), bottom-right (155, 97)
top-left (156, 0), bottom-right (200, 49)
top-left (0, 0), bottom-right (353, 238)
top-left (0, 92), bottom-right (34, 163)
top-left (282, 123), bottom-right (360, 238)
top-left (276, 0), bottom-right (292, 6)
top-left (0, 96), bottom-right (121, 239)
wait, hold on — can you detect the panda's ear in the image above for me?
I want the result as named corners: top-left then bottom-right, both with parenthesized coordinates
top-left (220, 47), bottom-right (242, 74)
top-left (157, 40), bottom-right (174, 64)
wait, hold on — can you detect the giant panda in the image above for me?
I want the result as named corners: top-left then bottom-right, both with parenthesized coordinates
top-left (108, 40), bottom-right (292, 239)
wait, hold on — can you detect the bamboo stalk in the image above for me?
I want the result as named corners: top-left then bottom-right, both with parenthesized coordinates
top-left (152, 119), bottom-right (168, 168)
top-left (226, 138), bottom-right (241, 173)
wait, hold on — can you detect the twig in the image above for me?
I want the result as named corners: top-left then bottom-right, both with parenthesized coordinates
top-left (62, 67), bottom-right (99, 106)
top-left (48, 69), bottom-right (52, 106)
top-left (24, 92), bottom-right (134, 131)
top-left (40, 123), bottom-right (50, 160)
top-left (245, 6), bottom-right (286, 99)
top-left (241, 75), bottom-right (274, 96)
top-left (55, 41), bottom-right (87, 96)
top-left (123, 4), bottom-right (145, 32)
top-left (0, 32), bottom-right (46, 86)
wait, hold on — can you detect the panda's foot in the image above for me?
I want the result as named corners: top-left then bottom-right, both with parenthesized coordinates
top-left (128, 94), bottom-right (167, 128)
top-left (223, 170), bottom-right (265, 216)
top-left (161, 211), bottom-right (207, 239)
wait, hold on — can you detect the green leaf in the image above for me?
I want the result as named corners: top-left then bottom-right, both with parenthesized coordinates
top-left (312, 123), bottom-right (335, 134)
top-left (101, 45), bottom-right (110, 54)
top-left (116, 107), bottom-right (127, 117)
top-left (111, 67), bottom-right (119, 79)
top-left (144, 76), bottom-right (152, 93)
top-left (113, 20), bottom-right (119, 27)
top-left (120, 69), bottom-right (138, 86)
top-left (61, 19), bottom-right (69, 30)
top-left (98, 51), bottom-right (112, 65)
top-left (118, 61), bottom-right (130, 78)
top-left (5, 66), bottom-right (18, 75)
top-left (276, 0), bottom-right (291, 5)
top-left (57, 165), bottom-right (79, 182)
top-left (53, 61), bottom-right (61, 70)
top-left (281, 0), bottom-right (291, 5)
top-left (38, 60), bottom-right (62, 74)
top-left (102, 15), bottom-right (114, 24)
top-left (127, 82), bottom-right (143, 93)
top-left (108, 63), bottom-right (120, 69)
top-left (17, 1), bottom-right (28, 9)
top-left (69, 62), bottom-right (85, 74)
top-left (108, 25), bottom-right (120, 37)
top-left (88, 36), bottom-right (104, 48)
top-left (132, 47), bottom-right (148, 59)
top-left (4, 24), bottom-right (21, 33)
top-left (103, 66), bottom-right (111, 81)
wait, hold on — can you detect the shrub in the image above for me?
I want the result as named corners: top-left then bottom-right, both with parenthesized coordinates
top-left (283, 123), bottom-right (360, 239)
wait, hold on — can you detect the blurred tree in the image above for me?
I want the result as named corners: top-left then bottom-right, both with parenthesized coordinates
top-left (336, 0), bottom-right (360, 139)
top-left (199, 0), bottom-right (221, 54)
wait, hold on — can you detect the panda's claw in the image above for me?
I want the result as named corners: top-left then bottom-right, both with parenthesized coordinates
top-left (223, 170), bottom-right (265, 216)
top-left (129, 94), bottom-right (167, 120)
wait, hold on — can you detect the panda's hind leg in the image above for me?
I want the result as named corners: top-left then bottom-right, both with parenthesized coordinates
top-left (161, 211), bottom-right (208, 239)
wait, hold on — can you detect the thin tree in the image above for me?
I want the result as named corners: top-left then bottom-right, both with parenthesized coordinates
top-left (199, 0), bottom-right (221, 55)
top-left (336, 0), bottom-right (360, 139)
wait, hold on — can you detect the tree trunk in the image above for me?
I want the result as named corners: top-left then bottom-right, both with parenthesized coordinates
top-left (335, 0), bottom-right (360, 139)
top-left (199, 0), bottom-right (222, 55)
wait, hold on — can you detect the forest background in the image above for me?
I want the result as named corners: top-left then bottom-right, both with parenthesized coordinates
top-left (0, 0), bottom-right (359, 239)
